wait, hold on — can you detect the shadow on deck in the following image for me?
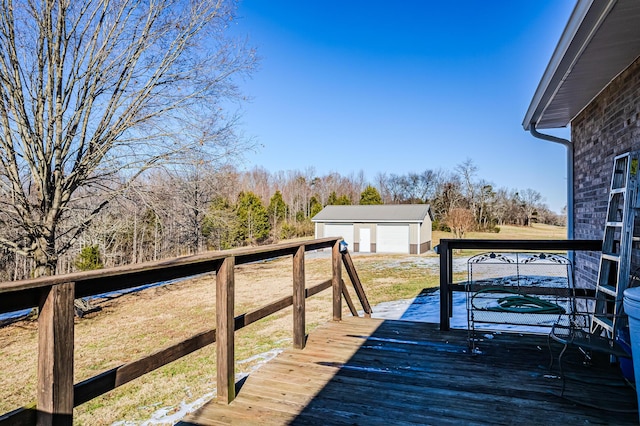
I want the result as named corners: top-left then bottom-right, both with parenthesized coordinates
top-left (180, 317), bottom-right (637, 425)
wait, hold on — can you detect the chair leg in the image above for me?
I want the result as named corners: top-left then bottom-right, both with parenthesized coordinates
top-left (558, 343), bottom-right (569, 397)
top-left (467, 310), bottom-right (476, 354)
top-left (547, 334), bottom-right (555, 371)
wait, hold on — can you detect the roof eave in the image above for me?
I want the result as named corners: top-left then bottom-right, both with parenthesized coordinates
top-left (522, 0), bottom-right (615, 131)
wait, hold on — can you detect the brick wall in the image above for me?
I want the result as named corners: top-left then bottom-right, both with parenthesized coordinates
top-left (571, 55), bottom-right (640, 288)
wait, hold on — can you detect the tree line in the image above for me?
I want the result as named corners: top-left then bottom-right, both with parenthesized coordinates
top-left (0, 1), bottom-right (564, 282)
top-left (0, 159), bottom-right (564, 281)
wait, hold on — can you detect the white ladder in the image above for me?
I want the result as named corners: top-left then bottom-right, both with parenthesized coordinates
top-left (591, 152), bottom-right (640, 336)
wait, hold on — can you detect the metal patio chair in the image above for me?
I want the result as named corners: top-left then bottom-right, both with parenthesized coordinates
top-left (467, 252), bottom-right (573, 353)
top-left (548, 286), bottom-right (635, 399)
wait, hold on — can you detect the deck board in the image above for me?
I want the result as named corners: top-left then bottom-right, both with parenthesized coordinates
top-left (180, 317), bottom-right (637, 425)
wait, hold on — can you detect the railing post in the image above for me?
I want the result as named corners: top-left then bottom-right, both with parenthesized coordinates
top-left (216, 257), bottom-right (235, 404)
top-left (37, 282), bottom-right (75, 426)
top-left (439, 240), bottom-right (451, 331)
top-left (332, 240), bottom-right (342, 321)
top-left (293, 245), bottom-right (306, 349)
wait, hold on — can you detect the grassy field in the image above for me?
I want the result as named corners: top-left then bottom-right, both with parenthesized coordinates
top-left (0, 223), bottom-right (566, 424)
top-left (433, 223), bottom-right (567, 245)
top-left (433, 223), bottom-right (568, 256)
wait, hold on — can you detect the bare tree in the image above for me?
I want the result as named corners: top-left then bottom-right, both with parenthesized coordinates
top-left (476, 181), bottom-right (496, 229)
top-left (312, 172), bottom-right (337, 206)
top-left (444, 207), bottom-right (475, 239)
top-left (455, 158), bottom-right (478, 216)
top-left (432, 172), bottom-right (463, 219)
top-left (161, 155), bottom-right (226, 256)
top-left (520, 188), bottom-right (543, 226)
top-left (0, 0), bottom-right (256, 276)
top-left (413, 170), bottom-right (437, 202)
top-left (240, 166), bottom-right (273, 205)
top-left (385, 174), bottom-right (406, 204)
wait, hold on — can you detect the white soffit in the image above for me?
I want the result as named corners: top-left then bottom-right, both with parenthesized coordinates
top-left (523, 0), bottom-right (640, 130)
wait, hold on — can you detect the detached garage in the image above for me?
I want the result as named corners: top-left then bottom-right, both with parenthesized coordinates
top-left (312, 205), bottom-right (433, 254)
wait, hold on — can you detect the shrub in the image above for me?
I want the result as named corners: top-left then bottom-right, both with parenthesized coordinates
top-left (75, 245), bottom-right (103, 271)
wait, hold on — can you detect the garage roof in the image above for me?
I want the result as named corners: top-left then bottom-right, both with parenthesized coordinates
top-left (523, 0), bottom-right (640, 130)
top-left (312, 205), bottom-right (433, 223)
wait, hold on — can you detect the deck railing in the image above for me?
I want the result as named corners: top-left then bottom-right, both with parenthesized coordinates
top-left (436, 239), bottom-right (602, 331)
top-left (0, 237), bottom-right (371, 425)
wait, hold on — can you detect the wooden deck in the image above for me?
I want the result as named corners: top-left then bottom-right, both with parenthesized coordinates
top-left (180, 317), bottom-right (637, 425)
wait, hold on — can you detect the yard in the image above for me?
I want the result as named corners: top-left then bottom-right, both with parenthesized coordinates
top-left (0, 223), bottom-right (565, 424)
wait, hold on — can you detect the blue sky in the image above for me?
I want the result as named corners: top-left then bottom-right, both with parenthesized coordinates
top-left (230, 1), bottom-right (576, 213)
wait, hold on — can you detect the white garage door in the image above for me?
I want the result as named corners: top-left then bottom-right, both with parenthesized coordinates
top-left (377, 224), bottom-right (410, 253)
top-left (324, 224), bottom-right (354, 249)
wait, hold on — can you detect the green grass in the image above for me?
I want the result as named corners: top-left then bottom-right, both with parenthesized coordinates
top-left (356, 263), bottom-right (437, 303)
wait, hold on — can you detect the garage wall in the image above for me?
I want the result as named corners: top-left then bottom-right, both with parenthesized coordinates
top-left (323, 223), bottom-right (354, 250)
top-left (419, 219), bottom-right (433, 253)
top-left (408, 223), bottom-right (418, 254)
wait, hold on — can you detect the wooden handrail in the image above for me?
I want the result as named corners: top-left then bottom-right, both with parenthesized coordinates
top-left (436, 239), bottom-right (603, 331)
top-left (0, 238), bottom-right (372, 425)
top-left (0, 237), bottom-right (341, 314)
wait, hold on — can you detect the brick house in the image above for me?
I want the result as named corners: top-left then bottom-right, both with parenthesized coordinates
top-left (523, 0), bottom-right (640, 288)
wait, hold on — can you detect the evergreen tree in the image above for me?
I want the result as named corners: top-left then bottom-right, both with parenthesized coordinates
top-left (235, 192), bottom-right (270, 244)
top-left (267, 191), bottom-right (288, 241)
top-left (202, 197), bottom-right (237, 250)
top-left (327, 191), bottom-right (339, 205)
top-left (327, 191), bottom-right (352, 205)
top-left (309, 196), bottom-right (323, 217)
top-left (360, 185), bottom-right (383, 205)
top-left (336, 194), bottom-right (351, 205)
top-left (267, 191), bottom-right (288, 225)
top-left (75, 245), bottom-right (103, 271)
